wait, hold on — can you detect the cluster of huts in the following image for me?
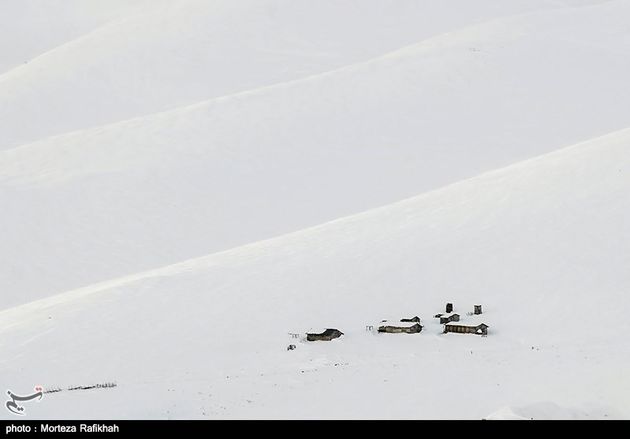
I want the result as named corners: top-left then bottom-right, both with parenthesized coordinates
top-left (435, 303), bottom-right (488, 336)
top-left (298, 303), bottom-right (489, 345)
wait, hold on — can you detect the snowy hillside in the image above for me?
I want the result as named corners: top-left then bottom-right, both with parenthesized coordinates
top-left (1, 128), bottom-right (628, 419)
top-left (3, 0), bottom-right (630, 309)
top-left (0, 0), bottom-right (566, 150)
top-left (0, 0), bottom-right (155, 75)
top-left (1, 0), bottom-right (629, 420)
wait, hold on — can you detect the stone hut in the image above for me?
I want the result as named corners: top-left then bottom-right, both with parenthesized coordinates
top-left (439, 313), bottom-right (460, 324)
top-left (444, 322), bottom-right (489, 336)
top-left (378, 320), bottom-right (423, 334)
top-left (306, 328), bottom-right (344, 341)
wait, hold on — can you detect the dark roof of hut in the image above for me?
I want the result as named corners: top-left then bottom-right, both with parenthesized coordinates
top-left (307, 328), bottom-right (343, 336)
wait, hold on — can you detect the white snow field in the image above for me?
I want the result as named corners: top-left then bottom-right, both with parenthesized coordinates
top-left (1, 127), bottom-right (628, 419)
top-left (0, 0), bottom-right (571, 150)
top-left (0, 0), bottom-right (156, 75)
top-left (1, 0), bottom-right (629, 420)
top-left (2, 0), bottom-right (630, 309)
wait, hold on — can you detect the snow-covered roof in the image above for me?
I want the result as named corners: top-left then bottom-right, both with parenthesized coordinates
top-left (378, 320), bottom-right (422, 328)
top-left (445, 321), bottom-right (488, 327)
top-left (436, 312), bottom-right (459, 318)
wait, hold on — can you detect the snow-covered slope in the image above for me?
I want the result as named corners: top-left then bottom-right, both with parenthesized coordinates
top-left (1, 128), bottom-right (628, 419)
top-left (0, 0), bottom-right (563, 150)
top-left (0, 0), bottom-right (155, 75)
top-left (2, 0), bottom-right (630, 309)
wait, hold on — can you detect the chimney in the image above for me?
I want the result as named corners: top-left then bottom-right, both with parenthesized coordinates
top-left (446, 303), bottom-right (453, 313)
top-left (474, 304), bottom-right (482, 315)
